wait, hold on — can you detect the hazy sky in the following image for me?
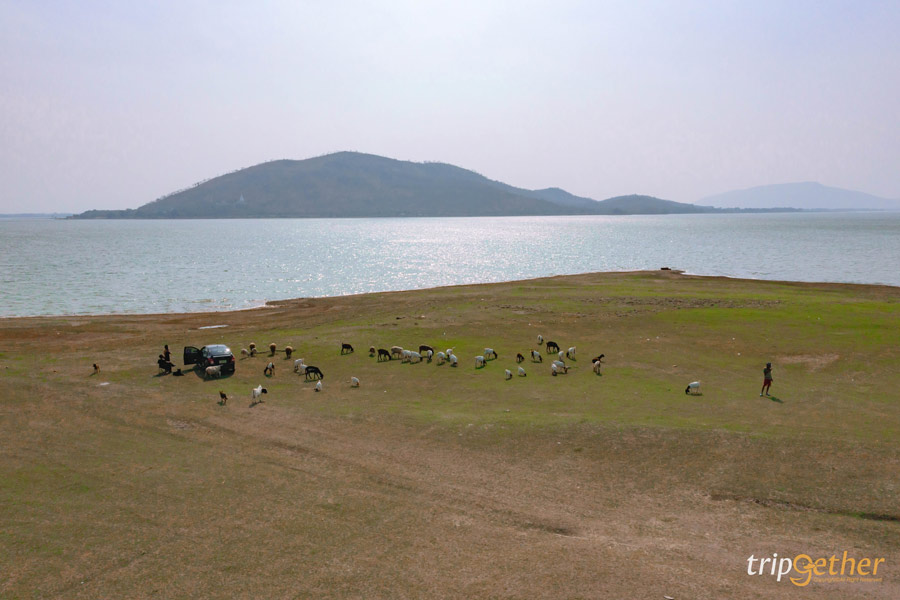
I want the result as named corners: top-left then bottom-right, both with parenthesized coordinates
top-left (2, 0), bottom-right (898, 212)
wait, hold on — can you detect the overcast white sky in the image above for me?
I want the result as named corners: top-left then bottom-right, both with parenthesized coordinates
top-left (2, 0), bottom-right (898, 212)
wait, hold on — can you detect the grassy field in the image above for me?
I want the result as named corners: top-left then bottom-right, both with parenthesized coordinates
top-left (1, 270), bottom-right (898, 598)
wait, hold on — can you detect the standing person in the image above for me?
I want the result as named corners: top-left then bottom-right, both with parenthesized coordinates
top-left (760, 362), bottom-right (773, 396)
top-left (163, 344), bottom-right (171, 363)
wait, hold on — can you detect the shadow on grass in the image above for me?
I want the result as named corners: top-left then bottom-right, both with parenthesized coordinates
top-left (767, 395), bottom-right (784, 403)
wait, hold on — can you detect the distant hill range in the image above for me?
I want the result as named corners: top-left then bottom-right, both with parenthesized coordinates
top-left (701, 182), bottom-right (900, 211)
top-left (71, 152), bottom-right (875, 219)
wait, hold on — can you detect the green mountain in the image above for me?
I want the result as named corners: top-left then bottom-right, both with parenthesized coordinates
top-left (72, 152), bottom-right (730, 219)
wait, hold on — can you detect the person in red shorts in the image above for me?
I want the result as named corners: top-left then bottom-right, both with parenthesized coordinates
top-left (760, 362), bottom-right (773, 396)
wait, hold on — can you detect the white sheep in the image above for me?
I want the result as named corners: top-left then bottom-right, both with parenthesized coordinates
top-left (445, 348), bottom-right (454, 358)
top-left (315, 380), bottom-right (323, 392)
top-left (475, 355), bottom-right (485, 368)
top-left (592, 360), bottom-right (602, 374)
top-left (558, 350), bottom-right (565, 362)
top-left (293, 358), bottom-right (306, 373)
top-left (552, 361), bottom-right (568, 374)
top-left (484, 348), bottom-right (497, 360)
top-left (685, 381), bottom-right (701, 395)
top-left (205, 365), bottom-right (222, 379)
top-left (408, 351), bottom-right (422, 364)
top-left (435, 351), bottom-right (446, 365)
top-left (449, 354), bottom-right (458, 367)
top-left (351, 376), bottom-right (360, 388)
top-left (264, 362), bottom-right (275, 376)
top-left (425, 349), bottom-right (434, 362)
top-left (530, 349), bottom-right (542, 362)
top-left (537, 334), bottom-right (543, 345)
top-left (566, 346), bottom-right (576, 359)
top-left (401, 349), bottom-right (413, 362)
top-left (505, 369), bottom-right (512, 380)
top-left (518, 366), bottom-right (526, 377)
top-left (551, 363), bottom-right (558, 376)
top-left (240, 348), bottom-right (250, 358)
top-left (252, 385), bottom-right (267, 401)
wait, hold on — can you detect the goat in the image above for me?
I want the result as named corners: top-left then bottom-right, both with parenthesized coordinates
top-left (449, 354), bottom-right (459, 367)
top-left (685, 381), bottom-right (701, 395)
top-left (558, 350), bottom-right (565, 362)
top-left (537, 334), bottom-right (543, 346)
top-left (566, 346), bottom-right (576, 359)
top-left (390, 346), bottom-right (404, 359)
top-left (251, 385), bottom-right (267, 402)
top-left (475, 356), bottom-right (485, 368)
top-left (369, 346), bottom-right (376, 356)
top-left (551, 360), bottom-right (568, 374)
top-left (205, 365), bottom-right (222, 379)
top-left (546, 341), bottom-right (560, 354)
top-left (592, 360), bottom-right (602, 374)
top-left (263, 362), bottom-right (275, 376)
top-left (518, 366), bottom-right (526, 377)
top-left (484, 348), bottom-right (497, 360)
top-left (419, 344), bottom-right (434, 355)
top-left (315, 380), bottom-right (323, 392)
top-left (284, 346), bottom-right (293, 359)
top-left (240, 348), bottom-right (250, 358)
top-left (377, 348), bottom-right (392, 362)
top-left (591, 354), bottom-right (605, 364)
top-left (408, 351), bottom-right (422, 364)
top-left (505, 369), bottom-right (512, 380)
top-left (92, 363), bottom-right (100, 375)
top-left (530, 349), bottom-right (542, 363)
top-left (304, 366), bottom-right (324, 380)
top-left (218, 390), bottom-right (228, 405)
top-left (351, 376), bottom-right (360, 388)
top-left (516, 353), bottom-right (525, 363)
top-left (269, 343), bottom-right (277, 356)
top-left (341, 343), bottom-right (354, 355)
top-left (435, 351), bottom-right (446, 365)
top-left (248, 343), bottom-right (257, 357)
top-left (293, 358), bottom-right (306, 373)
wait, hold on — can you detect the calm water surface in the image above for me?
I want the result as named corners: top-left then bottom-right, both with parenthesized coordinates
top-left (1, 213), bottom-right (898, 317)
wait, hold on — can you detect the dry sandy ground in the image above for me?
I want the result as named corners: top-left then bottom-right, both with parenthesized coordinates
top-left (1, 271), bottom-right (897, 598)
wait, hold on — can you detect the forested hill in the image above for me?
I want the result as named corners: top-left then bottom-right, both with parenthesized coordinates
top-left (72, 152), bottom-right (731, 218)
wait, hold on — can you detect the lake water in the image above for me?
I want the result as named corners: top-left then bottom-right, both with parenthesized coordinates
top-left (1, 213), bottom-right (898, 317)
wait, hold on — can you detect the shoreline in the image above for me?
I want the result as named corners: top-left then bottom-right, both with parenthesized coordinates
top-left (3, 269), bottom-right (899, 323)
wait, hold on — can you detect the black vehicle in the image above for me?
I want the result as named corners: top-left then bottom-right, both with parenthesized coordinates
top-left (184, 344), bottom-right (236, 374)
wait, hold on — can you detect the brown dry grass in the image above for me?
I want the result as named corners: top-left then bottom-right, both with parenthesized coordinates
top-left (1, 271), bottom-right (898, 598)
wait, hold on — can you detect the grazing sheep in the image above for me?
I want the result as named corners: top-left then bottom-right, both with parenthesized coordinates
top-left (591, 354), bottom-right (605, 364)
top-left (269, 343), bottom-right (277, 356)
top-left (484, 348), bottom-right (497, 360)
top-left (315, 380), bottom-right (323, 392)
top-left (285, 346), bottom-right (293, 359)
top-left (390, 346), bottom-right (404, 359)
top-left (530, 349), bottom-right (543, 362)
top-left (546, 341), bottom-right (560, 354)
top-left (304, 366), bottom-right (324, 380)
top-left (685, 381), bottom-right (701, 395)
top-left (241, 348), bottom-right (250, 358)
top-left (552, 360), bottom-right (568, 374)
top-left (219, 391), bottom-right (228, 405)
top-left (551, 363), bottom-right (558, 376)
top-left (475, 356), bottom-right (485, 368)
top-left (408, 351), bottom-right (422, 364)
top-left (566, 346), bottom-right (576, 359)
top-left (341, 343), bottom-right (354, 355)
top-left (249, 346), bottom-right (257, 357)
top-left (369, 346), bottom-right (376, 356)
top-left (92, 363), bottom-right (100, 375)
top-left (377, 348), bottom-right (392, 362)
top-left (401, 349), bottom-right (412, 362)
top-left (435, 351), bottom-right (446, 365)
top-left (537, 334), bottom-right (543, 346)
top-left (516, 353), bottom-right (525, 363)
top-left (251, 385), bottom-right (267, 402)
top-left (426, 349), bottom-right (434, 362)
top-left (205, 365), bottom-right (222, 379)
top-left (419, 344), bottom-right (434, 355)
top-left (592, 360), bottom-right (602, 374)
top-left (351, 376), bottom-right (360, 388)
top-left (505, 369), bottom-right (512, 380)
top-left (449, 354), bottom-right (458, 367)
top-left (293, 358), bottom-right (307, 373)
top-left (445, 348), bottom-right (454, 359)
top-left (558, 350), bottom-right (566, 362)
top-left (518, 366), bottom-right (527, 377)
top-left (264, 362), bottom-right (275, 376)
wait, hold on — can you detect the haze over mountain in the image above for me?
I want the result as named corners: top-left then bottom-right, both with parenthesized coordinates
top-left (72, 152), bottom-right (719, 219)
top-left (701, 182), bottom-right (900, 210)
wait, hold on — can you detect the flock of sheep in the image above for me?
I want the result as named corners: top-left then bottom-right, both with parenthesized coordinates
top-left (222, 336), bottom-right (606, 405)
